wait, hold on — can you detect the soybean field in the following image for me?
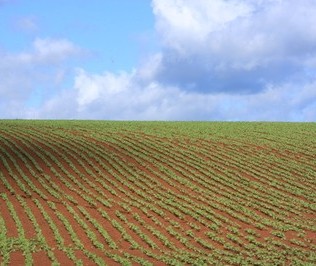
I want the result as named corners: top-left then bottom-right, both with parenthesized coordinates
top-left (0, 120), bottom-right (316, 265)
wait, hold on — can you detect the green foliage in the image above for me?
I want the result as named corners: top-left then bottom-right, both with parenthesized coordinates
top-left (0, 120), bottom-right (316, 265)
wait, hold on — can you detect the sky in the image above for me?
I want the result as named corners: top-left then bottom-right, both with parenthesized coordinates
top-left (1, 0), bottom-right (316, 121)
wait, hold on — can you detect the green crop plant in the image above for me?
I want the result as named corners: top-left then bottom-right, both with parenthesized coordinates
top-left (1, 120), bottom-right (316, 265)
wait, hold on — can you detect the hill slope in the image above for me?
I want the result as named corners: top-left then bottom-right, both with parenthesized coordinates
top-left (0, 121), bottom-right (316, 265)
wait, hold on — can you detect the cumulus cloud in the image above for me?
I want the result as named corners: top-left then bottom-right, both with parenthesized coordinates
top-left (75, 69), bottom-right (132, 107)
top-left (2, 0), bottom-right (316, 121)
top-left (30, 65), bottom-right (314, 121)
top-left (73, 69), bottom-right (174, 119)
top-left (51, 0), bottom-right (313, 121)
top-left (152, 0), bottom-right (252, 54)
top-left (0, 38), bottom-right (85, 118)
top-left (9, 38), bottom-right (84, 64)
top-left (152, 0), bottom-right (316, 94)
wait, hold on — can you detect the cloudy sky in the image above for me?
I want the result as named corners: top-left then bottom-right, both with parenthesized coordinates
top-left (1, 0), bottom-right (316, 121)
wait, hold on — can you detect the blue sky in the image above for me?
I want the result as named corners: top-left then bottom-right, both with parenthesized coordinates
top-left (1, 0), bottom-right (316, 121)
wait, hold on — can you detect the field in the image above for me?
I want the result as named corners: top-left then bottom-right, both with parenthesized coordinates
top-left (0, 120), bottom-right (316, 265)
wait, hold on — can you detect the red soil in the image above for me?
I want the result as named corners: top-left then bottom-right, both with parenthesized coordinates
top-left (32, 251), bottom-right (51, 265)
top-left (1, 126), bottom-right (316, 265)
top-left (0, 197), bottom-right (19, 237)
top-left (9, 251), bottom-right (24, 266)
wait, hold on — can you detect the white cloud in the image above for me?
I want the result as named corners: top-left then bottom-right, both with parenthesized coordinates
top-left (152, 0), bottom-right (252, 54)
top-left (137, 53), bottom-right (162, 82)
top-left (73, 69), bottom-right (173, 119)
top-left (33, 38), bottom-right (83, 63)
top-left (1, 0), bottom-right (316, 121)
top-left (153, 0), bottom-right (316, 58)
top-left (0, 38), bottom-right (85, 118)
top-left (28, 67), bottom-right (314, 121)
top-left (75, 69), bottom-right (132, 107)
top-left (54, 0), bottom-right (314, 121)
top-left (7, 38), bottom-right (84, 65)
top-left (152, 0), bottom-right (316, 94)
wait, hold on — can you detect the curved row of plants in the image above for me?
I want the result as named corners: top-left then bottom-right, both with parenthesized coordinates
top-left (0, 121), bottom-right (316, 265)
